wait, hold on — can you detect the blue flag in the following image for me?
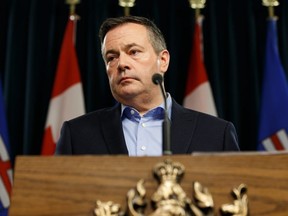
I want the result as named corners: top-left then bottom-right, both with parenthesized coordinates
top-left (0, 80), bottom-right (13, 216)
top-left (258, 18), bottom-right (288, 151)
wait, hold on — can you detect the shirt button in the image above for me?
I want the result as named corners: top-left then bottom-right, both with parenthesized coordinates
top-left (141, 146), bottom-right (146, 151)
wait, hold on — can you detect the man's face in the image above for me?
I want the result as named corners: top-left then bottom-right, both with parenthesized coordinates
top-left (101, 23), bottom-right (169, 105)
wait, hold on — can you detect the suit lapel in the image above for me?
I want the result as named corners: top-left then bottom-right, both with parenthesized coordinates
top-left (99, 104), bottom-right (129, 154)
top-left (170, 100), bottom-right (198, 154)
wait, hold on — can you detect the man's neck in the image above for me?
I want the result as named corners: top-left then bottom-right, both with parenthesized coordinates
top-left (121, 94), bottom-right (164, 116)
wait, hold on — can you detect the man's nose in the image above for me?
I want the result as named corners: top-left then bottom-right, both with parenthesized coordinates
top-left (117, 54), bottom-right (130, 72)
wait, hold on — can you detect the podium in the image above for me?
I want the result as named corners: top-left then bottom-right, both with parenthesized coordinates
top-left (9, 152), bottom-right (288, 215)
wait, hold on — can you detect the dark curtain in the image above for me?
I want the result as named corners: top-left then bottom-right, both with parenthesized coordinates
top-left (1, 0), bottom-right (288, 165)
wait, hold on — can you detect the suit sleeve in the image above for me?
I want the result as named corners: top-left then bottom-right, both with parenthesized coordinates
top-left (224, 122), bottom-right (240, 151)
top-left (55, 121), bottom-right (73, 155)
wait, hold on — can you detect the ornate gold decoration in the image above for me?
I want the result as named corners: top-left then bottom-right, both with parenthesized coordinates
top-left (94, 159), bottom-right (248, 216)
top-left (127, 179), bottom-right (147, 215)
top-left (119, 0), bottom-right (136, 16)
top-left (220, 184), bottom-right (248, 216)
top-left (94, 200), bottom-right (124, 216)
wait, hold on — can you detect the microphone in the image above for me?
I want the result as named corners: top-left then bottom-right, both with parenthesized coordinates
top-left (152, 73), bottom-right (172, 155)
top-left (152, 73), bottom-right (163, 85)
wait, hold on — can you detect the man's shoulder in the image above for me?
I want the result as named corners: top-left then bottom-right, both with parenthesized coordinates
top-left (68, 103), bottom-right (121, 123)
top-left (172, 99), bottom-right (230, 125)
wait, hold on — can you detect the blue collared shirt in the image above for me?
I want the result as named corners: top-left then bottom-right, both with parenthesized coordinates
top-left (121, 94), bottom-right (172, 156)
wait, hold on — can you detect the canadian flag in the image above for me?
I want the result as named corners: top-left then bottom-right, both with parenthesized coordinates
top-left (183, 16), bottom-right (217, 116)
top-left (41, 17), bottom-right (85, 155)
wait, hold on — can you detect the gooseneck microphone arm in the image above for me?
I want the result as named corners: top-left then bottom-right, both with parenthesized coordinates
top-left (152, 73), bottom-right (172, 155)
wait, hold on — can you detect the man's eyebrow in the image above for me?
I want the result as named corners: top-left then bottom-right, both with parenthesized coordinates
top-left (125, 43), bottom-right (144, 50)
top-left (104, 43), bottom-right (145, 56)
top-left (104, 49), bottom-right (118, 57)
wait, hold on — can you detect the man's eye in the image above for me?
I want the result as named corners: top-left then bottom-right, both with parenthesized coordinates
top-left (107, 56), bottom-right (114, 62)
top-left (130, 50), bottom-right (139, 55)
top-left (106, 55), bottom-right (119, 67)
top-left (106, 56), bottom-right (118, 63)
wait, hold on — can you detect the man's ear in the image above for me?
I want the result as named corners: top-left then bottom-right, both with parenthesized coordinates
top-left (159, 50), bottom-right (170, 73)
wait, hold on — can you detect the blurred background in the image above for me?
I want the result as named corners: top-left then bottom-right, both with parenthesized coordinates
top-left (0, 0), bottom-right (288, 165)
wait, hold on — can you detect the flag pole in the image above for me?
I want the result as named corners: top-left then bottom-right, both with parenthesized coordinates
top-left (188, 0), bottom-right (206, 19)
top-left (188, 0), bottom-right (206, 57)
top-left (66, 0), bottom-right (81, 22)
top-left (119, 0), bottom-right (136, 16)
top-left (262, 0), bottom-right (279, 18)
top-left (65, 0), bottom-right (80, 44)
top-left (66, 0), bottom-right (80, 16)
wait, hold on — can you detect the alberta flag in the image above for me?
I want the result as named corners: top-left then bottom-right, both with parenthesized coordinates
top-left (183, 16), bottom-right (217, 116)
top-left (41, 17), bottom-right (85, 155)
top-left (0, 80), bottom-right (13, 216)
top-left (258, 18), bottom-right (288, 151)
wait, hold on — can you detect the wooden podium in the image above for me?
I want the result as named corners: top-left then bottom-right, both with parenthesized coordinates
top-left (9, 152), bottom-right (288, 216)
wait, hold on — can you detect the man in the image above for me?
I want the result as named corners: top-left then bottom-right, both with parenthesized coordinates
top-left (56, 16), bottom-right (239, 155)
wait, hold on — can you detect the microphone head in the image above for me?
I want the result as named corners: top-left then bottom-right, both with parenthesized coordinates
top-left (152, 73), bottom-right (163, 85)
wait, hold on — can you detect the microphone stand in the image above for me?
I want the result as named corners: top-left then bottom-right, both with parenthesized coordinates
top-left (152, 74), bottom-right (172, 155)
top-left (161, 90), bottom-right (172, 155)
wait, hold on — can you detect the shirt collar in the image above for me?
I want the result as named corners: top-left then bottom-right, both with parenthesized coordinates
top-left (121, 93), bottom-right (172, 120)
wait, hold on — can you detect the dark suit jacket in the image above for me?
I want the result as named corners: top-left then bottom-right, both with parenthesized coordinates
top-left (56, 100), bottom-right (239, 155)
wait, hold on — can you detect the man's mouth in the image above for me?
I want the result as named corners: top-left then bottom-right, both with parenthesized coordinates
top-left (119, 77), bottom-right (135, 84)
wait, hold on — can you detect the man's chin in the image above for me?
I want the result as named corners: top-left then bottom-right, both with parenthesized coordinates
top-left (113, 89), bottom-right (137, 100)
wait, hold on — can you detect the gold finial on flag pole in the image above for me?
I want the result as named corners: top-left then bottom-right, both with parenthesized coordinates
top-left (262, 0), bottom-right (279, 18)
top-left (66, 0), bottom-right (80, 19)
top-left (65, 0), bottom-right (80, 44)
top-left (188, 0), bottom-right (206, 19)
top-left (119, 0), bottom-right (136, 16)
